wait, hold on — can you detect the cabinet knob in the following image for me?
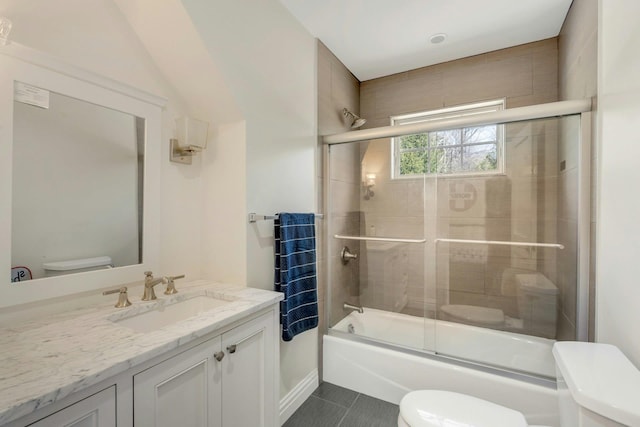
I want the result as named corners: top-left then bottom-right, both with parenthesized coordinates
top-left (227, 344), bottom-right (237, 354)
top-left (213, 351), bottom-right (225, 362)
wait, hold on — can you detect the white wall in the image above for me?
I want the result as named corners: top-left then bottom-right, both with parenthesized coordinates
top-left (180, 0), bottom-right (318, 399)
top-left (5, 0), bottom-right (320, 404)
top-left (0, 0), bottom-right (247, 285)
top-left (111, 0), bottom-right (247, 281)
top-left (1, 0), bottom-right (169, 98)
top-left (4, 0), bottom-right (320, 407)
top-left (202, 120), bottom-right (247, 286)
top-left (1, 0), bottom-right (200, 281)
top-left (596, 0), bottom-right (640, 366)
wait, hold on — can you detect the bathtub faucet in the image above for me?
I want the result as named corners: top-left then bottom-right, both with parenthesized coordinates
top-left (343, 302), bottom-right (364, 314)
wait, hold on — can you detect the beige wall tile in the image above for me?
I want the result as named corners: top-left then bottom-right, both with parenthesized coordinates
top-left (321, 28), bottom-right (593, 344)
top-left (329, 143), bottom-right (361, 184)
top-left (558, 0), bottom-right (597, 341)
top-left (559, 0), bottom-right (597, 100)
top-left (558, 168), bottom-right (579, 221)
top-left (317, 40), bottom-right (361, 366)
top-left (318, 40), bottom-right (361, 136)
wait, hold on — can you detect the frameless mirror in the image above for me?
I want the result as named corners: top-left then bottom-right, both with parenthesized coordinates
top-left (11, 87), bottom-right (144, 281)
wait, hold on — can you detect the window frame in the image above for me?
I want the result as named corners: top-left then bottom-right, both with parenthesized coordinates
top-left (390, 100), bottom-right (506, 179)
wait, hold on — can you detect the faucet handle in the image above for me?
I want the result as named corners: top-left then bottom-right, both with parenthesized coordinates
top-left (144, 271), bottom-right (153, 279)
top-left (103, 287), bottom-right (132, 308)
top-left (164, 274), bottom-right (185, 295)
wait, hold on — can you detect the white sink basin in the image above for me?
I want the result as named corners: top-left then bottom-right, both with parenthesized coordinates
top-left (113, 295), bottom-right (230, 333)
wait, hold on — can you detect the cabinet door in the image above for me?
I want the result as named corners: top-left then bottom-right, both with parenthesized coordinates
top-left (221, 312), bottom-right (275, 427)
top-left (133, 336), bottom-right (222, 427)
top-left (28, 386), bottom-right (115, 427)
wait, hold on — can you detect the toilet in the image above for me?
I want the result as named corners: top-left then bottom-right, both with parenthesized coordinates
top-left (398, 341), bottom-right (640, 427)
top-left (439, 271), bottom-right (559, 338)
top-left (43, 256), bottom-right (113, 277)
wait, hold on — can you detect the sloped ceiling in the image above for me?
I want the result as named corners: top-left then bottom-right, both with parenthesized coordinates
top-left (114, 0), bottom-right (243, 126)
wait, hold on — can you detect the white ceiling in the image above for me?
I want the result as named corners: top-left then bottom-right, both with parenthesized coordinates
top-left (279, 0), bottom-right (573, 81)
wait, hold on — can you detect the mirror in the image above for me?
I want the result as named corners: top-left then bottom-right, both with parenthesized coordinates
top-left (11, 88), bottom-right (145, 281)
top-left (0, 43), bottom-right (164, 307)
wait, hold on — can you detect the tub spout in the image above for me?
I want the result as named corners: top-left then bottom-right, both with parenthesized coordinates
top-left (343, 302), bottom-right (364, 314)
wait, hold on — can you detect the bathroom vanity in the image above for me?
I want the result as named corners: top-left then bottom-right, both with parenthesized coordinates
top-left (0, 280), bottom-right (283, 427)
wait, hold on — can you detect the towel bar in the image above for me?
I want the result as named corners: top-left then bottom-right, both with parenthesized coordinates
top-left (248, 212), bottom-right (324, 223)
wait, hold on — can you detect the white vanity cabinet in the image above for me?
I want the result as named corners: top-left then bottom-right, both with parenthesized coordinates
top-left (134, 335), bottom-right (222, 427)
top-left (220, 311), bottom-right (276, 427)
top-left (133, 310), bottom-right (276, 427)
top-left (4, 303), bottom-right (280, 427)
top-left (27, 387), bottom-right (116, 427)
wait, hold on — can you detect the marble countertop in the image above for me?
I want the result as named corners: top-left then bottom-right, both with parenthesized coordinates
top-left (0, 280), bottom-right (283, 425)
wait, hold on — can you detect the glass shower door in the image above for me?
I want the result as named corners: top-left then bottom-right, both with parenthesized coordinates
top-left (432, 115), bottom-right (583, 379)
top-left (327, 138), bottom-right (436, 354)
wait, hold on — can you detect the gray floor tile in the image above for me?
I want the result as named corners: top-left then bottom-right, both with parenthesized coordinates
top-left (338, 394), bottom-right (399, 427)
top-left (312, 382), bottom-right (359, 408)
top-left (284, 395), bottom-right (348, 427)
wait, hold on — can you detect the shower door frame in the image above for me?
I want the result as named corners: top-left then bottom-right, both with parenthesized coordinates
top-left (322, 99), bottom-right (593, 360)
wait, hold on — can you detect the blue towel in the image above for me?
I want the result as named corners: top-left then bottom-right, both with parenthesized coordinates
top-left (275, 213), bottom-right (318, 341)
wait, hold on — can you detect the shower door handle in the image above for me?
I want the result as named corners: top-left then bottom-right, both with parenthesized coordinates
top-left (334, 234), bottom-right (426, 244)
top-left (434, 238), bottom-right (564, 249)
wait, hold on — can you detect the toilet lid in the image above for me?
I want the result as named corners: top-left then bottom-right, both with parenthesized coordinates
top-left (440, 304), bottom-right (504, 326)
top-left (399, 390), bottom-right (528, 427)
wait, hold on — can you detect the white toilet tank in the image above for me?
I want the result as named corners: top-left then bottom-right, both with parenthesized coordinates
top-left (43, 256), bottom-right (113, 277)
top-left (515, 273), bottom-right (558, 338)
top-left (553, 342), bottom-right (640, 426)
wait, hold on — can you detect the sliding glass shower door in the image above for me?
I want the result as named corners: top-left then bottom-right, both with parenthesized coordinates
top-left (432, 114), bottom-right (584, 378)
top-left (327, 138), bottom-right (436, 353)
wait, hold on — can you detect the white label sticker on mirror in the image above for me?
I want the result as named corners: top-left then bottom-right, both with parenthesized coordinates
top-left (14, 81), bottom-right (50, 109)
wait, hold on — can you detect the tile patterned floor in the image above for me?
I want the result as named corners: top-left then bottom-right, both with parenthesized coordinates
top-left (284, 382), bottom-right (399, 427)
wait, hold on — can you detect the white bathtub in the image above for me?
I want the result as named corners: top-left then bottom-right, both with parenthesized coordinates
top-left (324, 308), bottom-right (560, 426)
top-left (332, 308), bottom-right (556, 378)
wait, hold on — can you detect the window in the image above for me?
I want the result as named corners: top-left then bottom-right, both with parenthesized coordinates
top-left (392, 100), bottom-right (504, 178)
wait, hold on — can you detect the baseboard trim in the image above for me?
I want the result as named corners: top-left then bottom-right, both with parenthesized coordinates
top-left (279, 369), bottom-right (319, 425)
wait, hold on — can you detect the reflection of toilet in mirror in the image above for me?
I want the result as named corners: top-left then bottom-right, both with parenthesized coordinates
top-left (43, 256), bottom-right (113, 277)
top-left (440, 269), bottom-right (558, 338)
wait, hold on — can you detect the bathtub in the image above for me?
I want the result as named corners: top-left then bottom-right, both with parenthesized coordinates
top-left (324, 308), bottom-right (560, 426)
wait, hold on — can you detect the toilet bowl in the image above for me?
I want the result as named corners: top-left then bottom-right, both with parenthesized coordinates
top-left (397, 342), bottom-right (640, 427)
top-left (439, 271), bottom-right (558, 338)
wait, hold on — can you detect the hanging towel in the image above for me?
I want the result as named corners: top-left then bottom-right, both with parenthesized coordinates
top-left (275, 213), bottom-right (318, 341)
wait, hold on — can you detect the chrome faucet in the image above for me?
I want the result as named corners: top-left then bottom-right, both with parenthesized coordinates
top-left (142, 271), bottom-right (165, 301)
top-left (343, 302), bottom-right (364, 314)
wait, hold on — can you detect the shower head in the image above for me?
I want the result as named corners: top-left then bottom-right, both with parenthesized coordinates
top-left (342, 108), bottom-right (367, 129)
